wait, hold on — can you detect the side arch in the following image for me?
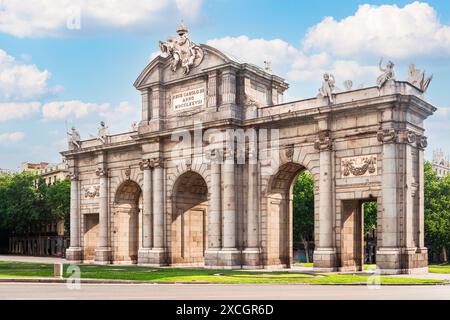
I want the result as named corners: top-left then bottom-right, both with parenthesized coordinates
top-left (112, 180), bottom-right (142, 264)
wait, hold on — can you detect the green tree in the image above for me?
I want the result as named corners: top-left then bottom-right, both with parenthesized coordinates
top-left (424, 161), bottom-right (450, 262)
top-left (364, 202), bottom-right (377, 235)
top-left (45, 178), bottom-right (71, 233)
top-left (0, 172), bottom-right (46, 234)
top-left (292, 171), bottom-right (314, 262)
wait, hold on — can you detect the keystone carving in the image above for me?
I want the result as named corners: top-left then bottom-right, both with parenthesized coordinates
top-left (285, 144), bottom-right (295, 162)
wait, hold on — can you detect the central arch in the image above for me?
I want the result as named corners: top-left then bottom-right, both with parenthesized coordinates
top-left (170, 171), bottom-right (208, 266)
top-left (266, 162), bottom-right (313, 267)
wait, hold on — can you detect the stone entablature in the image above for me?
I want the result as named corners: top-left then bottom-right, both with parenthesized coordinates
top-left (62, 29), bottom-right (436, 274)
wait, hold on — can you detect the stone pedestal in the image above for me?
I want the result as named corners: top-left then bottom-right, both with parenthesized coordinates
top-left (313, 248), bottom-right (337, 272)
top-left (217, 249), bottom-right (242, 269)
top-left (137, 248), bottom-right (153, 264)
top-left (242, 248), bottom-right (261, 268)
top-left (376, 247), bottom-right (428, 274)
top-left (146, 248), bottom-right (168, 266)
top-left (204, 249), bottom-right (221, 267)
top-left (66, 247), bottom-right (83, 263)
top-left (94, 247), bottom-right (112, 264)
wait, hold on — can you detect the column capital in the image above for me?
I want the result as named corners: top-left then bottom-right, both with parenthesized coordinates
top-left (314, 130), bottom-right (333, 151)
top-left (417, 135), bottom-right (428, 150)
top-left (69, 172), bottom-right (78, 181)
top-left (95, 168), bottom-right (108, 177)
top-left (151, 157), bottom-right (164, 168)
top-left (377, 128), bottom-right (398, 144)
top-left (139, 159), bottom-right (152, 170)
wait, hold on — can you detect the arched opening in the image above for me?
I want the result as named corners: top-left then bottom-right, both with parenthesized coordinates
top-left (171, 171), bottom-right (208, 266)
top-left (267, 162), bottom-right (314, 267)
top-left (113, 180), bottom-right (142, 264)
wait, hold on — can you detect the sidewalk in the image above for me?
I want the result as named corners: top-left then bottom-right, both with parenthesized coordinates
top-left (0, 255), bottom-right (66, 264)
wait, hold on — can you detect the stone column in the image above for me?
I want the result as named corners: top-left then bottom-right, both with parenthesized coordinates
top-left (375, 126), bottom-right (402, 273)
top-left (205, 150), bottom-right (222, 267)
top-left (138, 159), bottom-right (153, 264)
top-left (243, 147), bottom-right (261, 267)
top-left (219, 136), bottom-right (241, 268)
top-left (313, 121), bottom-right (337, 271)
top-left (66, 172), bottom-right (82, 262)
top-left (148, 158), bottom-right (167, 265)
top-left (95, 167), bottom-right (111, 264)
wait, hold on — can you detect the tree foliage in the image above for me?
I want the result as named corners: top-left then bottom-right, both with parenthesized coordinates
top-left (292, 171), bottom-right (314, 261)
top-left (424, 161), bottom-right (450, 262)
top-left (363, 201), bottom-right (377, 235)
top-left (0, 172), bottom-right (70, 235)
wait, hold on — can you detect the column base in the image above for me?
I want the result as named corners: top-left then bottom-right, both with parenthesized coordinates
top-left (376, 247), bottom-right (428, 274)
top-left (204, 249), bottom-right (221, 267)
top-left (216, 248), bottom-right (242, 269)
top-left (94, 247), bottom-right (112, 265)
top-left (242, 248), bottom-right (262, 268)
top-left (137, 248), bottom-right (153, 264)
top-left (313, 248), bottom-right (338, 272)
top-left (65, 247), bottom-right (83, 263)
top-left (144, 248), bottom-right (168, 266)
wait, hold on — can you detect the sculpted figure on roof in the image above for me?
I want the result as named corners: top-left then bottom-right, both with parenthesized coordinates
top-left (159, 24), bottom-right (204, 75)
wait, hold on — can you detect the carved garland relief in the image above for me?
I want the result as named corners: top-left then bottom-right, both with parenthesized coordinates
top-left (341, 155), bottom-right (377, 178)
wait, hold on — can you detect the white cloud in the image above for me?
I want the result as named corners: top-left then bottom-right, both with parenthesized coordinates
top-left (303, 2), bottom-right (450, 58)
top-left (288, 58), bottom-right (379, 88)
top-left (207, 35), bottom-right (299, 70)
top-left (0, 102), bottom-right (41, 122)
top-left (100, 101), bottom-right (139, 133)
top-left (0, 132), bottom-right (25, 143)
top-left (206, 35), bottom-right (379, 94)
top-left (0, 50), bottom-right (58, 101)
top-left (42, 100), bottom-right (110, 120)
top-left (0, 0), bottom-right (205, 38)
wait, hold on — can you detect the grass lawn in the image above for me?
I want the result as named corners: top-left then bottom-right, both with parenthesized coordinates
top-left (429, 264), bottom-right (450, 274)
top-left (0, 261), bottom-right (447, 285)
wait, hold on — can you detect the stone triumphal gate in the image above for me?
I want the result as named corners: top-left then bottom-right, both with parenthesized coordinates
top-left (63, 27), bottom-right (436, 274)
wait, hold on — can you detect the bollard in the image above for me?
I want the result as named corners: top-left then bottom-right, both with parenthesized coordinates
top-left (54, 263), bottom-right (63, 279)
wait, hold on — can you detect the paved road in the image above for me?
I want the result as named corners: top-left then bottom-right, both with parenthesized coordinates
top-left (0, 283), bottom-right (449, 300)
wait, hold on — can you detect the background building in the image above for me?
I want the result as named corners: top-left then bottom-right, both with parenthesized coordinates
top-left (432, 149), bottom-right (450, 177)
top-left (39, 162), bottom-right (70, 185)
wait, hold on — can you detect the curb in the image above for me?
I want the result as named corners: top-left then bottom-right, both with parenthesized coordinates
top-left (0, 278), bottom-right (448, 286)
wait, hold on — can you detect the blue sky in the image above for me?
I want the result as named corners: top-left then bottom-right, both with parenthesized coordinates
top-left (1, 0), bottom-right (450, 170)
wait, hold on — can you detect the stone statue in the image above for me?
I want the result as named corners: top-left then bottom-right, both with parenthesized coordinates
top-left (130, 121), bottom-right (138, 132)
top-left (408, 64), bottom-right (433, 93)
top-left (319, 73), bottom-right (336, 103)
top-left (159, 23), bottom-right (204, 75)
top-left (343, 80), bottom-right (353, 91)
top-left (97, 121), bottom-right (109, 144)
top-left (376, 58), bottom-right (396, 88)
top-left (67, 126), bottom-right (81, 149)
